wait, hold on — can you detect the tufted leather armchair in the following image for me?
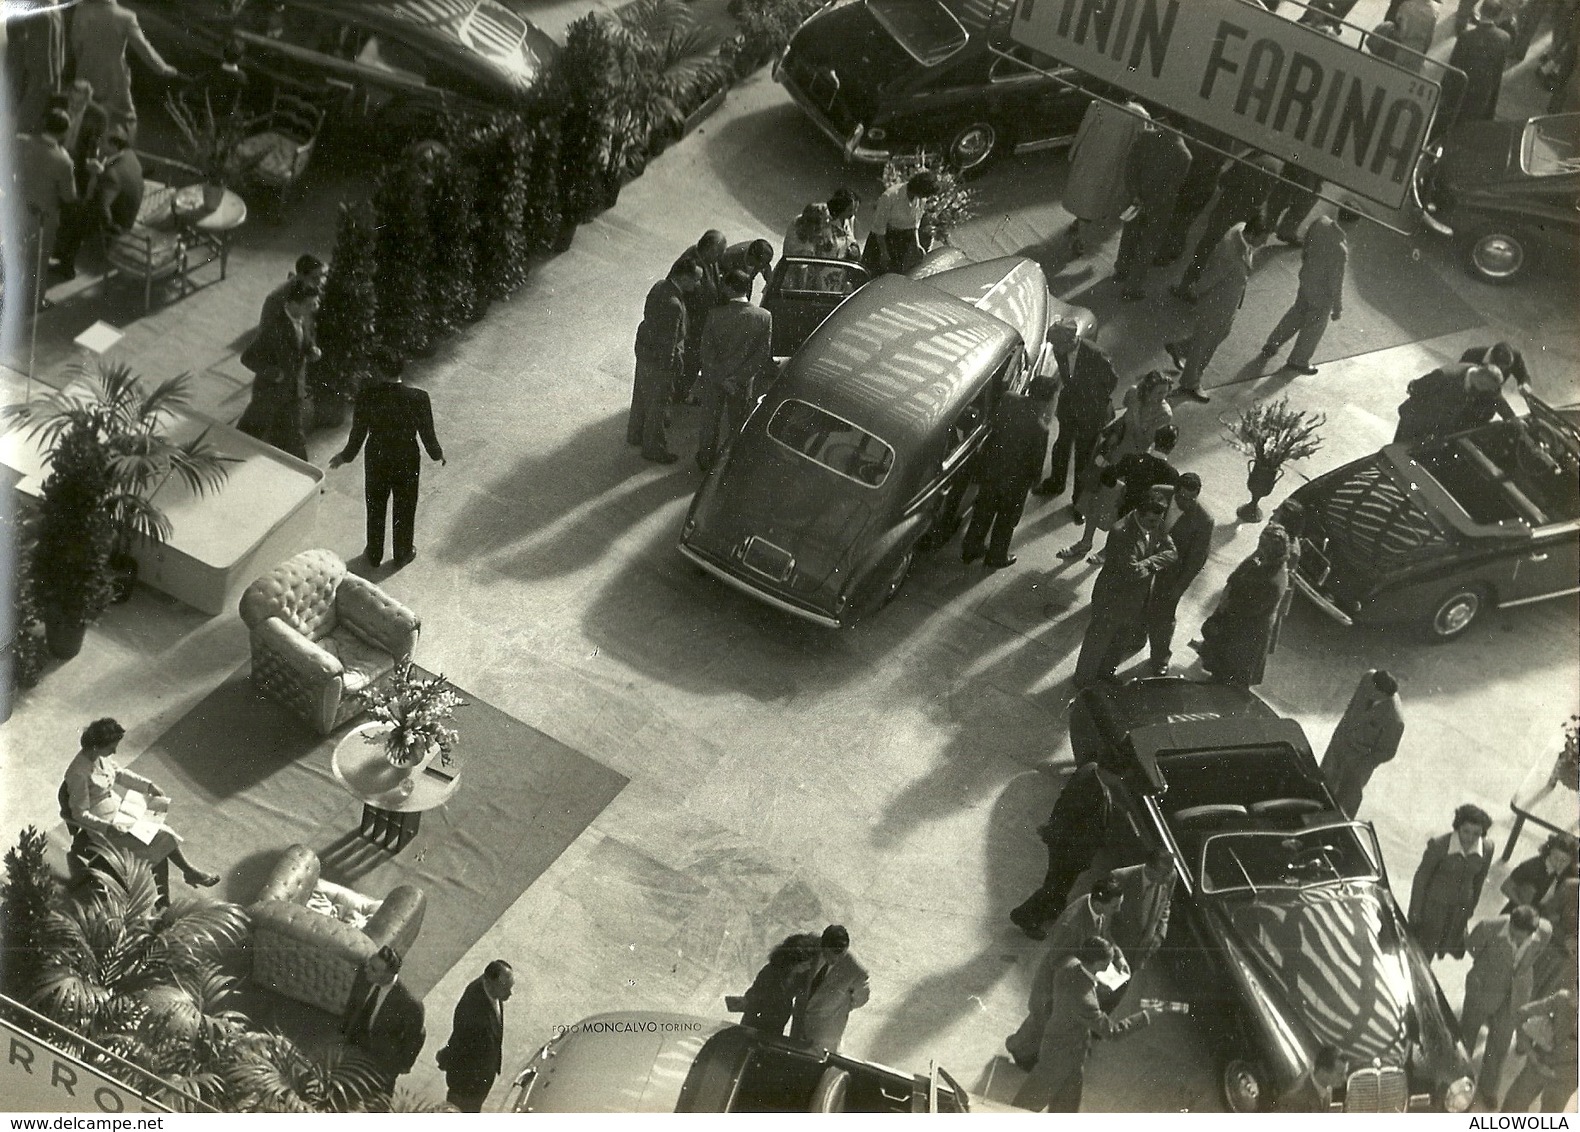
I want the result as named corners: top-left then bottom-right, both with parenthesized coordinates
top-left (239, 549), bottom-right (420, 735)
top-left (249, 844), bottom-right (426, 1015)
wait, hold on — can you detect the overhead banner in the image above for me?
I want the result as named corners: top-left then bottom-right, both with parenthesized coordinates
top-left (2, 1014), bottom-right (168, 1114)
top-left (1005, 0), bottom-right (1441, 210)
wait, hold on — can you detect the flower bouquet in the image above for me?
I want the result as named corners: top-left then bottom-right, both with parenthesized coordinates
top-left (359, 661), bottom-right (467, 769)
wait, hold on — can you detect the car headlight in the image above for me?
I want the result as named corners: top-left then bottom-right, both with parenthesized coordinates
top-left (1444, 1076), bottom-right (1474, 1113)
top-left (683, 517), bottom-right (696, 537)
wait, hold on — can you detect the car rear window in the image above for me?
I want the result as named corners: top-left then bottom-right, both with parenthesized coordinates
top-left (1522, 114), bottom-right (1580, 176)
top-left (865, 0), bottom-right (969, 67)
top-left (768, 399), bottom-right (895, 488)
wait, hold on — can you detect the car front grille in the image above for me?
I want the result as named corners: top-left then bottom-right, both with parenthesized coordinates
top-left (1344, 1065), bottom-right (1408, 1112)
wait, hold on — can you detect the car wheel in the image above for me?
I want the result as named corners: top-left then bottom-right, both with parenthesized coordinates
top-left (1425, 584), bottom-right (1489, 642)
top-left (879, 546), bottom-right (915, 607)
top-left (947, 121), bottom-right (1001, 176)
top-left (1222, 1059), bottom-right (1268, 1113)
top-left (1463, 227), bottom-right (1532, 283)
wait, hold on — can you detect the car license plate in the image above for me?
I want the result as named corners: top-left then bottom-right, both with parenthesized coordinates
top-left (742, 536), bottom-right (794, 583)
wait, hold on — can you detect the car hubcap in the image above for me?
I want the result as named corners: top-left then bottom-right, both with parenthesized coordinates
top-left (1436, 592), bottom-right (1480, 635)
top-left (1473, 234), bottom-right (1524, 278)
top-left (952, 124), bottom-right (996, 169)
top-left (1223, 1060), bottom-right (1264, 1112)
top-left (884, 550), bottom-right (914, 601)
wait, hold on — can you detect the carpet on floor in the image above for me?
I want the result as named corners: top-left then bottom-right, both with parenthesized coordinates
top-left (121, 665), bottom-right (626, 1010)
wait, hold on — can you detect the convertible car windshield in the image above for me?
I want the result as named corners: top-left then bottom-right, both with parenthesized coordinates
top-left (1415, 417), bottom-right (1580, 528)
top-left (767, 400), bottom-right (896, 488)
top-left (1522, 113), bottom-right (1580, 175)
top-left (1201, 825), bottom-right (1382, 895)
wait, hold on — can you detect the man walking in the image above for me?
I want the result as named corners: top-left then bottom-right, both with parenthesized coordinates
top-left (1165, 219), bottom-right (1264, 402)
top-left (437, 959), bottom-right (514, 1112)
top-left (1260, 208), bottom-right (1354, 376)
top-left (696, 269), bottom-right (772, 471)
top-left (1113, 123), bottom-right (1192, 301)
top-left (1144, 475), bottom-right (1214, 676)
top-left (68, 0), bottom-right (181, 140)
top-left (1266, 161), bottom-right (1324, 245)
top-left (329, 350), bottom-right (445, 568)
top-left (1321, 669), bottom-right (1405, 817)
top-left (343, 946), bottom-right (426, 1095)
top-left (238, 278), bottom-right (320, 460)
top-left (630, 259), bottom-right (702, 463)
top-left (1173, 151), bottom-right (1279, 299)
top-left (1073, 497), bottom-right (1177, 688)
top-left (962, 376), bottom-right (1057, 570)
top-left (1034, 320), bottom-right (1118, 502)
top-left (1012, 937), bottom-right (1154, 1112)
top-left (1462, 905), bottom-right (1550, 1105)
top-left (1450, 2), bottom-right (1514, 124)
top-left (790, 925), bottom-right (869, 1054)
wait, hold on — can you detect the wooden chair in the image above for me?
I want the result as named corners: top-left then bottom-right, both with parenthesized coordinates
top-left (103, 152), bottom-right (200, 312)
top-left (229, 89), bottom-right (326, 214)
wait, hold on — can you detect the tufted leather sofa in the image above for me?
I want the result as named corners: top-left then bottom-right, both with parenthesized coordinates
top-left (238, 549), bottom-right (420, 735)
top-left (249, 844), bottom-right (426, 1015)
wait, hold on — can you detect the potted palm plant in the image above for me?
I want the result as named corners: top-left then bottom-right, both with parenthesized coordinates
top-left (5, 361), bottom-right (235, 625)
top-left (23, 424), bottom-right (117, 659)
top-left (1220, 396), bottom-right (1327, 521)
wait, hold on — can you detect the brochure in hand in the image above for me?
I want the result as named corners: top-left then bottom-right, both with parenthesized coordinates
top-left (112, 789), bottom-right (180, 846)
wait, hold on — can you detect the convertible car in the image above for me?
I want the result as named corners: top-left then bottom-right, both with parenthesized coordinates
top-left (507, 1012), bottom-right (1012, 1112)
top-left (1069, 678), bottom-right (1474, 1113)
top-left (679, 252), bottom-right (1080, 627)
top-left (1288, 393), bottom-right (1580, 641)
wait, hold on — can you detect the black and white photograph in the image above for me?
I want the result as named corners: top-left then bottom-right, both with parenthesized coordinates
top-left (0, 0), bottom-right (1576, 1118)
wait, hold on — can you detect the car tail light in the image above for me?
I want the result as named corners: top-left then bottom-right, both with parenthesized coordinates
top-left (1443, 1076), bottom-right (1474, 1113)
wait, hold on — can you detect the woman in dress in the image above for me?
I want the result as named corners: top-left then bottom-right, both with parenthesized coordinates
top-left (1192, 523), bottom-right (1290, 687)
top-left (1062, 99), bottom-right (1149, 258)
top-left (731, 933), bottom-right (821, 1036)
top-left (783, 203), bottom-right (838, 258)
top-left (1265, 500), bottom-right (1303, 655)
top-left (1409, 803), bottom-right (1495, 959)
top-left (863, 170), bottom-right (939, 274)
top-left (63, 717), bottom-right (221, 904)
top-left (1058, 370), bottom-right (1174, 563)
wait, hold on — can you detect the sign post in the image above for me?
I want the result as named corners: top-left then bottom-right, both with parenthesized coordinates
top-left (1003, 0), bottom-right (1447, 212)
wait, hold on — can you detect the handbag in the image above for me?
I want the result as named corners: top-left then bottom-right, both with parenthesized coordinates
top-left (1093, 412), bottom-right (1129, 466)
top-left (239, 331), bottom-right (268, 374)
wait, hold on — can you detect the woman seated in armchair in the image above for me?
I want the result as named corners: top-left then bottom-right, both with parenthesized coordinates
top-left (63, 718), bottom-right (221, 904)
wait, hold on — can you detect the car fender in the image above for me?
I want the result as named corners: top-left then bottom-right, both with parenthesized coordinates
top-left (843, 513), bottom-right (930, 613)
top-left (1347, 555), bottom-right (1508, 625)
top-left (1203, 903), bottom-right (1311, 1103)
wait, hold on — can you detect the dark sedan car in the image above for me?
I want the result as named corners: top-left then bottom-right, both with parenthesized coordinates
top-left (1070, 678), bottom-right (1474, 1114)
top-left (1289, 393), bottom-right (1580, 641)
top-left (773, 0), bottom-right (1093, 172)
top-left (126, 0), bottom-right (556, 129)
top-left (679, 254), bottom-right (1055, 627)
top-left (1417, 111), bottom-right (1580, 283)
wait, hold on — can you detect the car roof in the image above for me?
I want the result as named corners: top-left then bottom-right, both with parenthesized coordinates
top-left (918, 255), bottom-right (1049, 360)
top-left (306, 0), bottom-right (554, 85)
top-left (780, 274), bottom-right (1018, 448)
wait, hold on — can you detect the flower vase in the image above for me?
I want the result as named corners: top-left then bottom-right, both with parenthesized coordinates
top-left (337, 722), bottom-right (435, 802)
top-left (1239, 458), bottom-right (1281, 521)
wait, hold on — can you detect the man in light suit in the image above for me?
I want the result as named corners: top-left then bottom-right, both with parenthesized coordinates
top-left (1463, 905), bottom-right (1551, 1106)
top-left (330, 348), bottom-right (445, 568)
top-left (1012, 936), bottom-right (1154, 1111)
top-left (1106, 849), bottom-right (1176, 975)
top-left (696, 268), bottom-right (771, 472)
top-left (791, 924), bottom-right (869, 1053)
top-left (343, 946), bottom-right (426, 1094)
top-left (1321, 669), bottom-right (1405, 817)
top-left (1144, 474), bottom-right (1214, 676)
top-left (1006, 877), bottom-right (1130, 1068)
top-left (1073, 496), bottom-right (1177, 688)
top-left (67, 0), bottom-right (180, 140)
top-left (8, 1), bottom-right (65, 132)
top-left (438, 959), bottom-right (513, 1112)
top-left (1260, 208), bottom-right (1354, 376)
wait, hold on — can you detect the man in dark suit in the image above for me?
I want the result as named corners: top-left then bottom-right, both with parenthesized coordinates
top-left (630, 258), bottom-right (702, 463)
top-left (343, 945), bottom-right (426, 1094)
top-left (671, 229), bottom-right (727, 402)
top-left (696, 269), bottom-right (772, 472)
top-left (1114, 123), bottom-right (1192, 301)
top-left (8, 0), bottom-right (65, 132)
top-left (1173, 151), bottom-right (1279, 299)
top-left (719, 239), bottom-right (775, 298)
top-left (48, 82), bottom-right (111, 279)
top-left (1449, 2), bottom-right (1513, 123)
top-left (1035, 320), bottom-right (1118, 505)
top-left (1144, 473), bottom-right (1214, 675)
top-left (329, 349), bottom-right (445, 567)
top-left (237, 277), bottom-right (320, 459)
top-left (438, 959), bottom-right (513, 1111)
top-left (962, 376), bottom-right (1057, 569)
top-left (1073, 496), bottom-right (1177, 688)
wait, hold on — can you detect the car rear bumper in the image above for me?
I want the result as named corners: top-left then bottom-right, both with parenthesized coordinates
top-left (678, 542), bottom-right (844, 628)
top-left (774, 62), bottom-right (891, 164)
top-left (1292, 573), bottom-right (1355, 627)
